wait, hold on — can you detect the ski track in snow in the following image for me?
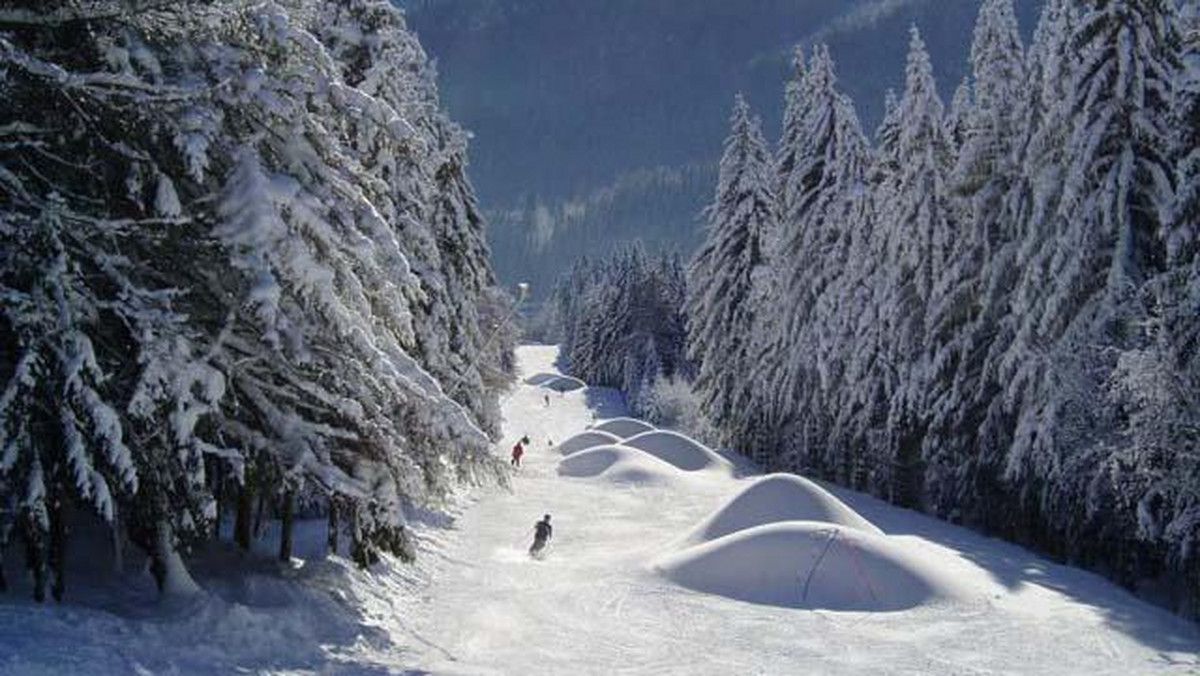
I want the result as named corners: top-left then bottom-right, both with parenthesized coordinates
top-left (399, 345), bottom-right (1200, 676)
top-left (1, 345), bottom-right (1197, 674)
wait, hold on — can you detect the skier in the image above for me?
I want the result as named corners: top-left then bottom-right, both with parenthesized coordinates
top-left (544, 393), bottom-right (550, 407)
top-left (529, 514), bottom-right (552, 559)
top-left (511, 441), bottom-right (524, 468)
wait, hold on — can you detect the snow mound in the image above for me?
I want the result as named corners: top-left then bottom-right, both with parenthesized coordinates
top-left (557, 430), bottom-right (624, 456)
top-left (621, 430), bottom-right (732, 473)
top-left (655, 522), bottom-right (973, 611)
top-left (591, 417), bottom-right (655, 439)
top-left (523, 373), bottom-right (559, 386)
top-left (684, 474), bottom-right (882, 543)
top-left (545, 375), bottom-right (586, 392)
top-left (557, 445), bottom-right (683, 486)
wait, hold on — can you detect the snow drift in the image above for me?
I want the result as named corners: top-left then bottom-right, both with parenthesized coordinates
top-left (557, 430), bottom-right (624, 456)
top-left (621, 430), bottom-right (732, 473)
top-left (591, 417), bottom-right (655, 439)
top-left (656, 522), bottom-right (973, 611)
top-left (684, 474), bottom-right (882, 543)
top-left (557, 445), bottom-right (683, 486)
top-left (545, 375), bottom-right (586, 392)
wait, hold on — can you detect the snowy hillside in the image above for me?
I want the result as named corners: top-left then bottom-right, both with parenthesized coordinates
top-left (2, 344), bottom-right (1197, 673)
top-left (399, 346), bottom-right (1200, 675)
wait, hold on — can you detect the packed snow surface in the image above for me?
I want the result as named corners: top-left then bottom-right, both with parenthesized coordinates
top-left (398, 346), bottom-right (1200, 675)
top-left (683, 473), bottom-right (884, 543)
top-left (3, 344), bottom-right (1198, 674)
top-left (557, 444), bottom-right (686, 487)
top-left (621, 429), bottom-right (734, 472)
top-left (656, 521), bottom-right (975, 611)
top-left (590, 416), bottom-right (656, 438)
top-left (556, 429), bottom-right (624, 456)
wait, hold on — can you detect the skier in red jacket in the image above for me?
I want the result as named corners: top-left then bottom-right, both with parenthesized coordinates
top-left (511, 441), bottom-right (524, 468)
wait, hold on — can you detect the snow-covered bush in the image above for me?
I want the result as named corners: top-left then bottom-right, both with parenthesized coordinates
top-left (640, 377), bottom-right (718, 449)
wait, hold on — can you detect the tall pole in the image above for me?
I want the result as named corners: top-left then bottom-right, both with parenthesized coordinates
top-left (452, 282), bottom-right (530, 399)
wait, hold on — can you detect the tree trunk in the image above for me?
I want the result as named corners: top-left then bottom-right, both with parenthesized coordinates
top-left (26, 529), bottom-right (45, 603)
top-left (326, 499), bottom-right (338, 556)
top-left (152, 519), bottom-right (199, 596)
top-left (253, 490), bottom-right (268, 539)
top-left (111, 506), bottom-right (124, 575)
top-left (212, 462), bottom-right (223, 543)
top-left (279, 491), bottom-right (294, 563)
top-left (49, 494), bottom-right (67, 602)
top-left (149, 523), bottom-right (167, 593)
top-left (234, 479), bottom-right (253, 552)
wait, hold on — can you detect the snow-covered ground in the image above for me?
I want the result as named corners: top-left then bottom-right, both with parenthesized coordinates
top-left (1, 344), bottom-right (1198, 674)
top-left (398, 345), bottom-right (1200, 675)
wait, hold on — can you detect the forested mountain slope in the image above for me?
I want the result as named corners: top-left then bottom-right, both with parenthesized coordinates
top-left (402, 0), bottom-right (1042, 294)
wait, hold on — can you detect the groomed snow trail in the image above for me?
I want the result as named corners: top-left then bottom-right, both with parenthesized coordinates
top-left (400, 346), bottom-right (1200, 675)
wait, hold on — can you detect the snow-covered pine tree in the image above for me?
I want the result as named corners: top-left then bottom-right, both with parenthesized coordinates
top-left (922, 0), bottom-right (1026, 522)
top-left (945, 78), bottom-right (974, 155)
top-left (1149, 1), bottom-right (1200, 614)
top-left (204, 1), bottom-right (505, 564)
top-left (949, 0), bottom-right (1081, 537)
top-left (1172, 1), bottom-right (1200, 264)
top-left (0, 4), bottom-right (239, 597)
top-left (686, 96), bottom-right (777, 451)
top-left (752, 45), bottom-right (870, 475)
top-left (740, 47), bottom-right (808, 468)
top-left (0, 0), bottom-right (510, 595)
top-left (552, 244), bottom-right (687, 414)
top-left (775, 46), bottom-right (810, 236)
top-left (314, 0), bottom-right (504, 440)
top-left (406, 111), bottom-right (508, 437)
top-left (868, 27), bottom-right (956, 508)
top-left (1102, 0), bottom-right (1199, 615)
top-left (654, 252), bottom-right (692, 381)
top-left (956, 0), bottom-right (1026, 255)
top-left (821, 89), bottom-right (902, 491)
top-left (1003, 0), bottom-right (1180, 575)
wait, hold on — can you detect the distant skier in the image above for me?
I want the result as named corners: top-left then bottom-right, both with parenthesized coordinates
top-left (544, 393), bottom-right (550, 407)
top-left (529, 514), bottom-right (552, 559)
top-left (511, 441), bottom-right (524, 468)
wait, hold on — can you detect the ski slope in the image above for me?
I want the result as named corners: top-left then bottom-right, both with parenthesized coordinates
top-left (399, 345), bottom-right (1199, 675)
top-left (0, 344), bottom-right (1196, 674)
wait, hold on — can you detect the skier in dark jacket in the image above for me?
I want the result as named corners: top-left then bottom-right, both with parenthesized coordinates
top-left (529, 514), bottom-right (552, 558)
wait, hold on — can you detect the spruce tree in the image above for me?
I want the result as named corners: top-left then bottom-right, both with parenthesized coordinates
top-left (755, 45), bottom-right (870, 473)
top-left (923, 0), bottom-right (1026, 521)
top-left (874, 27), bottom-right (955, 507)
top-left (0, 0), bottom-right (510, 595)
top-left (1005, 0), bottom-right (1180, 572)
top-left (686, 96), bottom-right (777, 449)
